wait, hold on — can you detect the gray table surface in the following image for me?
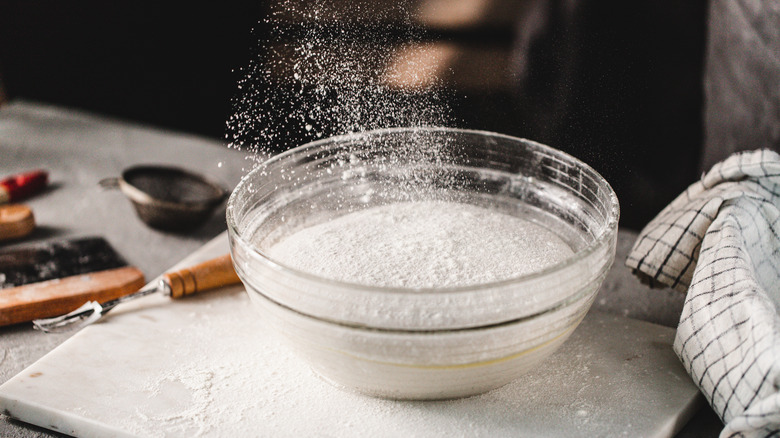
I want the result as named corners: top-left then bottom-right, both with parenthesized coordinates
top-left (0, 100), bottom-right (721, 436)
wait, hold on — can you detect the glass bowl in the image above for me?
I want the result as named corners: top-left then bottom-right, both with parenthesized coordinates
top-left (227, 127), bottom-right (619, 399)
top-left (246, 275), bottom-right (596, 400)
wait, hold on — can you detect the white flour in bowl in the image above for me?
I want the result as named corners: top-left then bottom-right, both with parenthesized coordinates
top-left (266, 201), bottom-right (574, 288)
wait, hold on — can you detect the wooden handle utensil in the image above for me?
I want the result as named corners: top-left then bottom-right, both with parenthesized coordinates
top-left (0, 266), bottom-right (145, 327)
top-left (33, 253), bottom-right (242, 333)
top-left (162, 254), bottom-right (240, 298)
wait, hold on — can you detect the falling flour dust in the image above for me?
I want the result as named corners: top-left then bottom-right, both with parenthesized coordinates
top-left (226, 0), bottom-right (455, 164)
top-left (267, 201), bottom-right (574, 288)
top-left (225, 1), bottom-right (573, 289)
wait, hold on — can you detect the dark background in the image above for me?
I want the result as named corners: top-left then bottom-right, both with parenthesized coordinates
top-left (0, 0), bottom-right (709, 231)
top-left (0, 1), bottom-right (262, 137)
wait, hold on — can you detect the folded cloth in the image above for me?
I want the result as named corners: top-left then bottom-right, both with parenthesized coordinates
top-left (627, 149), bottom-right (780, 437)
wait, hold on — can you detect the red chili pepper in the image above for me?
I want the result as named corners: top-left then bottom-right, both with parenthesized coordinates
top-left (0, 170), bottom-right (48, 204)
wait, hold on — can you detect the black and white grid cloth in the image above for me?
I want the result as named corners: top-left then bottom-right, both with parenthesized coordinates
top-left (627, 149), bottom-right (780, 437)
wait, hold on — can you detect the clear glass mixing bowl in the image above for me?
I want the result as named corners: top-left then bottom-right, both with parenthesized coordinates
top-left (246, 275), bottom-right (596, 399)
top-left (227, 127), bottom-right (619, 399)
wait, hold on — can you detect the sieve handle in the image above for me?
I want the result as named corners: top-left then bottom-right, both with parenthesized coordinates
top-left (162, 254), bottom-right (241, 299)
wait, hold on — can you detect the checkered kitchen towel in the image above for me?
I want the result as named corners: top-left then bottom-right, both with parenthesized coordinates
top-left (627, 149), bottom-right (780, 437)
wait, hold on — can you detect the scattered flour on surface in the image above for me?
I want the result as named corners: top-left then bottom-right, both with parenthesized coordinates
top-left (266, 201), bottom-right (574, 288)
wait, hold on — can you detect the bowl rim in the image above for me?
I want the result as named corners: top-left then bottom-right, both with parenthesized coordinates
top-left (226, 126), bottom-right (619, 295)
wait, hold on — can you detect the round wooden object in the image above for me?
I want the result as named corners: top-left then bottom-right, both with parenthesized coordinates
top-left (0, 204), bottom-right (36, 241)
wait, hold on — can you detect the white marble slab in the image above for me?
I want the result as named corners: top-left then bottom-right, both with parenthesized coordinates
top-left (0, 233), bottom-right (702, 438)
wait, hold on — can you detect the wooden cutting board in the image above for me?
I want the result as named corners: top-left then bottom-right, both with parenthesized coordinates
top-left (0, 233), bottom-right (702, 437)
top-left (0, 236), bottom-right (145, 326)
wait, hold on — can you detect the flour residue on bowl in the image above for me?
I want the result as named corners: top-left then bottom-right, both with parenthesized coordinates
top-left (266, 201), bottom-right (574, 288)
